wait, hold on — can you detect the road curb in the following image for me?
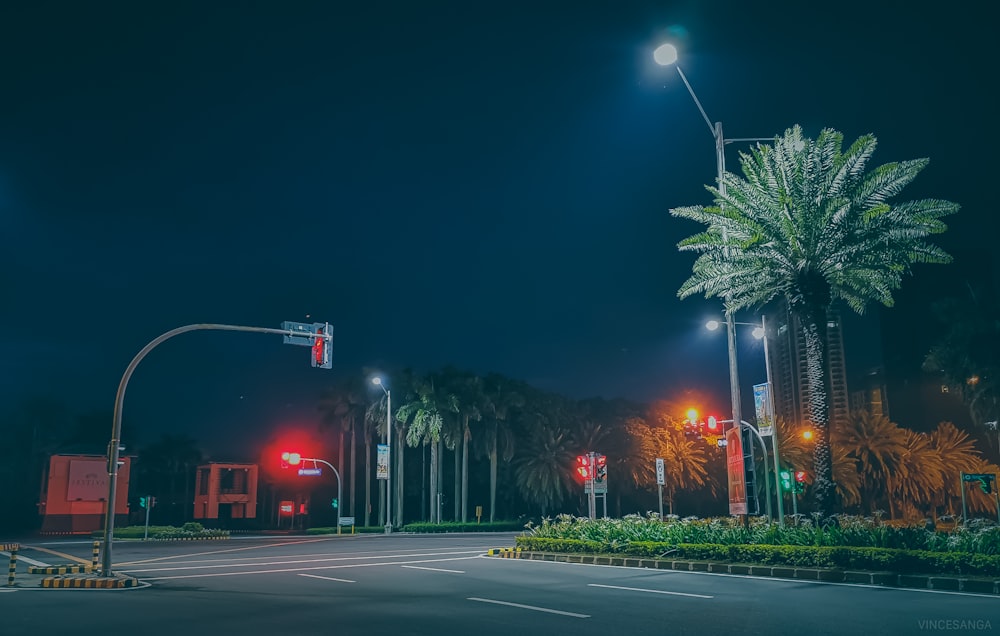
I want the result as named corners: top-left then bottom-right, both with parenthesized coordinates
top-left (41, 574), bottom-right (142, 589)
top-left (486, 550), bottom-right (1000, 595)
top-left (28, 564), bottom-right (93, 575)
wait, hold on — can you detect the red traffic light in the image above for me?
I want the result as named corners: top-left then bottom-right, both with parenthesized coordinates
top-left (575, 455), bottom-right (592, 480)
top-left (706, 416), bottom-right (719, 432)
top-left (794, 471), bottom-right (806, 483)
top-left (281, 451), bottom-right (302, 467)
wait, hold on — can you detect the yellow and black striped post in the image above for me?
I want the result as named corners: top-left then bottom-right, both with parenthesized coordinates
top-left (7, 547), bottom-right (17, 586)
top-left (92, 541), bottom-right (101, 569)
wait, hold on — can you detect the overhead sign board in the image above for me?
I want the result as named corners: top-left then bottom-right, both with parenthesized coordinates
top-left (298, 468), bottom-right (322, 476)
top-left (282, 321), bottom-right (317, 346)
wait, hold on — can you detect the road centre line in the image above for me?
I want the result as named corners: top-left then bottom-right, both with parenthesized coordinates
top-left (138, 555), bottom-right (481, 581)
top-left (401, 565), bottom-right (465, 574)
top-left (121, 550), bottom-right (484, 573)
top-left (298, 573), bottom-right (355, 583)
top-left (588, 583), bottom-right (713, 598)
top-left (467, 597), bottom-right (590, 618)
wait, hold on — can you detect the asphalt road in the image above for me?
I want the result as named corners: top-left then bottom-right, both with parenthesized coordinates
top-left (3, 533), bottom-right (998, 636)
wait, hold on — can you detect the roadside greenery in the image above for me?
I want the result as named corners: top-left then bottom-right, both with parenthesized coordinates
top-left (97, 522), bottom-right (229, 540)
top-left (515, 514), bottom-right (1000, 576)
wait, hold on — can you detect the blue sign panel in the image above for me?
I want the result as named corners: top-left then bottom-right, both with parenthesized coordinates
top-left (298, 468), bottom-right (322, 477)
top-left (282, 321), bottom-right (316, 346)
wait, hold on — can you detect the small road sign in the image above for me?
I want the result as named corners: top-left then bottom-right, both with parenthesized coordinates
top-left (338, 516), bottom-right (355, 526)
top-left (298, 468), bottom-right (322, 476)
top-left (655, 458), bottom-right (665, 486)
top-left (282, 321), bottom-right (317, 346)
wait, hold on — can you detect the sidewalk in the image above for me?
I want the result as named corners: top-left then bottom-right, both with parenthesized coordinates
top-left (486, 548), bottom-right (1000, 595)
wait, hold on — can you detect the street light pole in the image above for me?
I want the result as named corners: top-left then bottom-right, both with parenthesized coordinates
top-left (373, 377), bottom-right (392, 534)
top-left (656, 42), bottom-right (774, 518)
top-left (761, 315), bottom-right (785, 526)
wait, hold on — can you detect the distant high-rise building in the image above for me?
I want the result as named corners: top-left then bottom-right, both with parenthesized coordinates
top-left (768, 299), bottom-right (850, 431)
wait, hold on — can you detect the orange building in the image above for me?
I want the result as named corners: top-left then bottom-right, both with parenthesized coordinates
top-left (39, 454), bottom-right (132, 534)
top-left (193, 463), bottom-right (258, 522)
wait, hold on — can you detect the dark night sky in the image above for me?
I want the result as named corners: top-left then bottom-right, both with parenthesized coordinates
top-left (2, 1), bottom-right (996, 457)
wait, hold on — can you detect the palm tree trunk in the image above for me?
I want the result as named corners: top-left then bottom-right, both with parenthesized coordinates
top-left (430, 441), bottom-right (438, 524)
top-left (453, 439), bottom-right (460, 522)
top-left (489, 448), bottom-right (497, 523)
top-left (364, 438), bottom-right (371, 527)
top-left (395, 425), bottom-right (404, 527)
top-left (461, 427), bottom-right (469, 523)
top-left (349, 425), bottom-right (357, 517)
top-left (799, 303), bottom-right (835, 516)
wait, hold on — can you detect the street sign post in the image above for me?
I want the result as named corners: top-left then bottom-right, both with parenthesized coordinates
top-left (655, 458), bottom-right (665, 519)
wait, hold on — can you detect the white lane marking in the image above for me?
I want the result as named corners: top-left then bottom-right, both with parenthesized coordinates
top-left (123, 550), bottom-right (484, 573)
top-left (116, 537), bottom-right (342, 565)
top-left (588, 583), bottom-right (713, 598)
top-left (401, 565), bottom-right (464, 574)
top-left (467, 597), bottom-right (589, 618)
top-left (1, 553), bottom-right (49, 567)
top-left (298, 573), bottom-right (355, 583)
top-left (122, 546), bottom-right (494, 567)
top-left (140, 555), bottom-right (481, 581)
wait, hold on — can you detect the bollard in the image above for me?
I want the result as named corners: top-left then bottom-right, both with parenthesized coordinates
top-left (92, 541), bottom-right (101, 570)
top-left (7, 547), bottom-right (17, 587)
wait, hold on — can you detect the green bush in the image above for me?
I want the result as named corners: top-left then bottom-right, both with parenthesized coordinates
top-left (400, 520), bottom-right (526, 533)
top-left (97, 524), bottom-right (229, 540)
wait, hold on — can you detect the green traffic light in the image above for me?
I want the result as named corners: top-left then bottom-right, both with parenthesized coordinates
top-left (332, 498), bottom-right (339, 509)
top-left (139, 497), bottom-right (147, 509)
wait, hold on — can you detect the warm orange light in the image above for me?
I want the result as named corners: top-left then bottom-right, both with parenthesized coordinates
top-left (802, 430), bottom-right (814, 441)
top-left (686, 408), bottom-right (699, 422)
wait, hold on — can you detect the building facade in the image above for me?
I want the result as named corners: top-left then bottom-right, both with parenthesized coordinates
top-left (192, 462), bottom-right (258, 522)
top-left (768, 299), bottom-right (850, 432)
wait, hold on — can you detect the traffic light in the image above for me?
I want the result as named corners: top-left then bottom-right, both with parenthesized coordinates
top-left (280, 451), bottom-right (302, 468)
top-left (706, 416), bottom-right (719, 433)
top-left (595, 454), bottom-right (607, 482)
top-left (139, 496), bottom-right (147, 509)
top-left (794, 471), bottom-right (807, 494)
top-left (311, 324), bottom-right (332, 369)
top-left (575, 455), bottom-right (592, 480)
top-left (332, 498), bottom-right (339, 509)
top-left (779, 470), bottom-right (792, 492)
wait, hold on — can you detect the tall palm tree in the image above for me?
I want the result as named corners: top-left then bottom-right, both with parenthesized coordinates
top-left (396, 373), bottom-right (458, 523)
top-left (511, 425), bottom-right (576, 516)
top-left (834, 410), bottom-right (907, 516)
top-left (363, 393), bottom-right (386, 527)
top-left (478, 374), bottom-right (524, 522)
top-left (448, 370), bottom-right (484, 523)
top-left (318, 377), bottom-right (365, 517)
top-left (671, 125), bottom-right (958, 515)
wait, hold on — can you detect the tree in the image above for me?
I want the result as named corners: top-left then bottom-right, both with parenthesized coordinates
top-left (396, 372), bottom-right (458, 523)
top-left (892, 429), bottom-right (946, 518)
top-left (835, 410), bottom-right (907, 516)
top-left (318, 377), bottom-right (366, 517)
top-left (647, 401), bottom-right (711, 515)
top-left (135, 434), bottom-right (203, 526)
top-left (671, 125), bottom-right (958, 515)
top-left (478, 374), bottom-right (524, 522)
top-left (927, 421), bottom-right (983, 516)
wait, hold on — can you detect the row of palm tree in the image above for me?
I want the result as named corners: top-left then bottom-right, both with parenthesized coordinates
top-left (312, 366), bottom-right (1000, 525)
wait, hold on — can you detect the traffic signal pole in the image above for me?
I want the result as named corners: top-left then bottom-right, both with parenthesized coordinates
top-left (588, 452), bottom-right (597, 520)
top-left (100, 322), bottom-right (334, 578)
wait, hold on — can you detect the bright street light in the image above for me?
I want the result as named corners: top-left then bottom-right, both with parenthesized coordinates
top-left (658, 40), bottom-right (777, 520)
top-left (372, 376), bottom-right (392, 534)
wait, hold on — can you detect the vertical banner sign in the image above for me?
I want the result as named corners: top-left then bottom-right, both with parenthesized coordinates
top-left (655, 458), bottom-right (665, 486)
top-left (726, 427), bottom-right (748, 515)
top-left (376, 444), bottom-right (389, 480)
top-left (753, 382), bottom-right (773, 437)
